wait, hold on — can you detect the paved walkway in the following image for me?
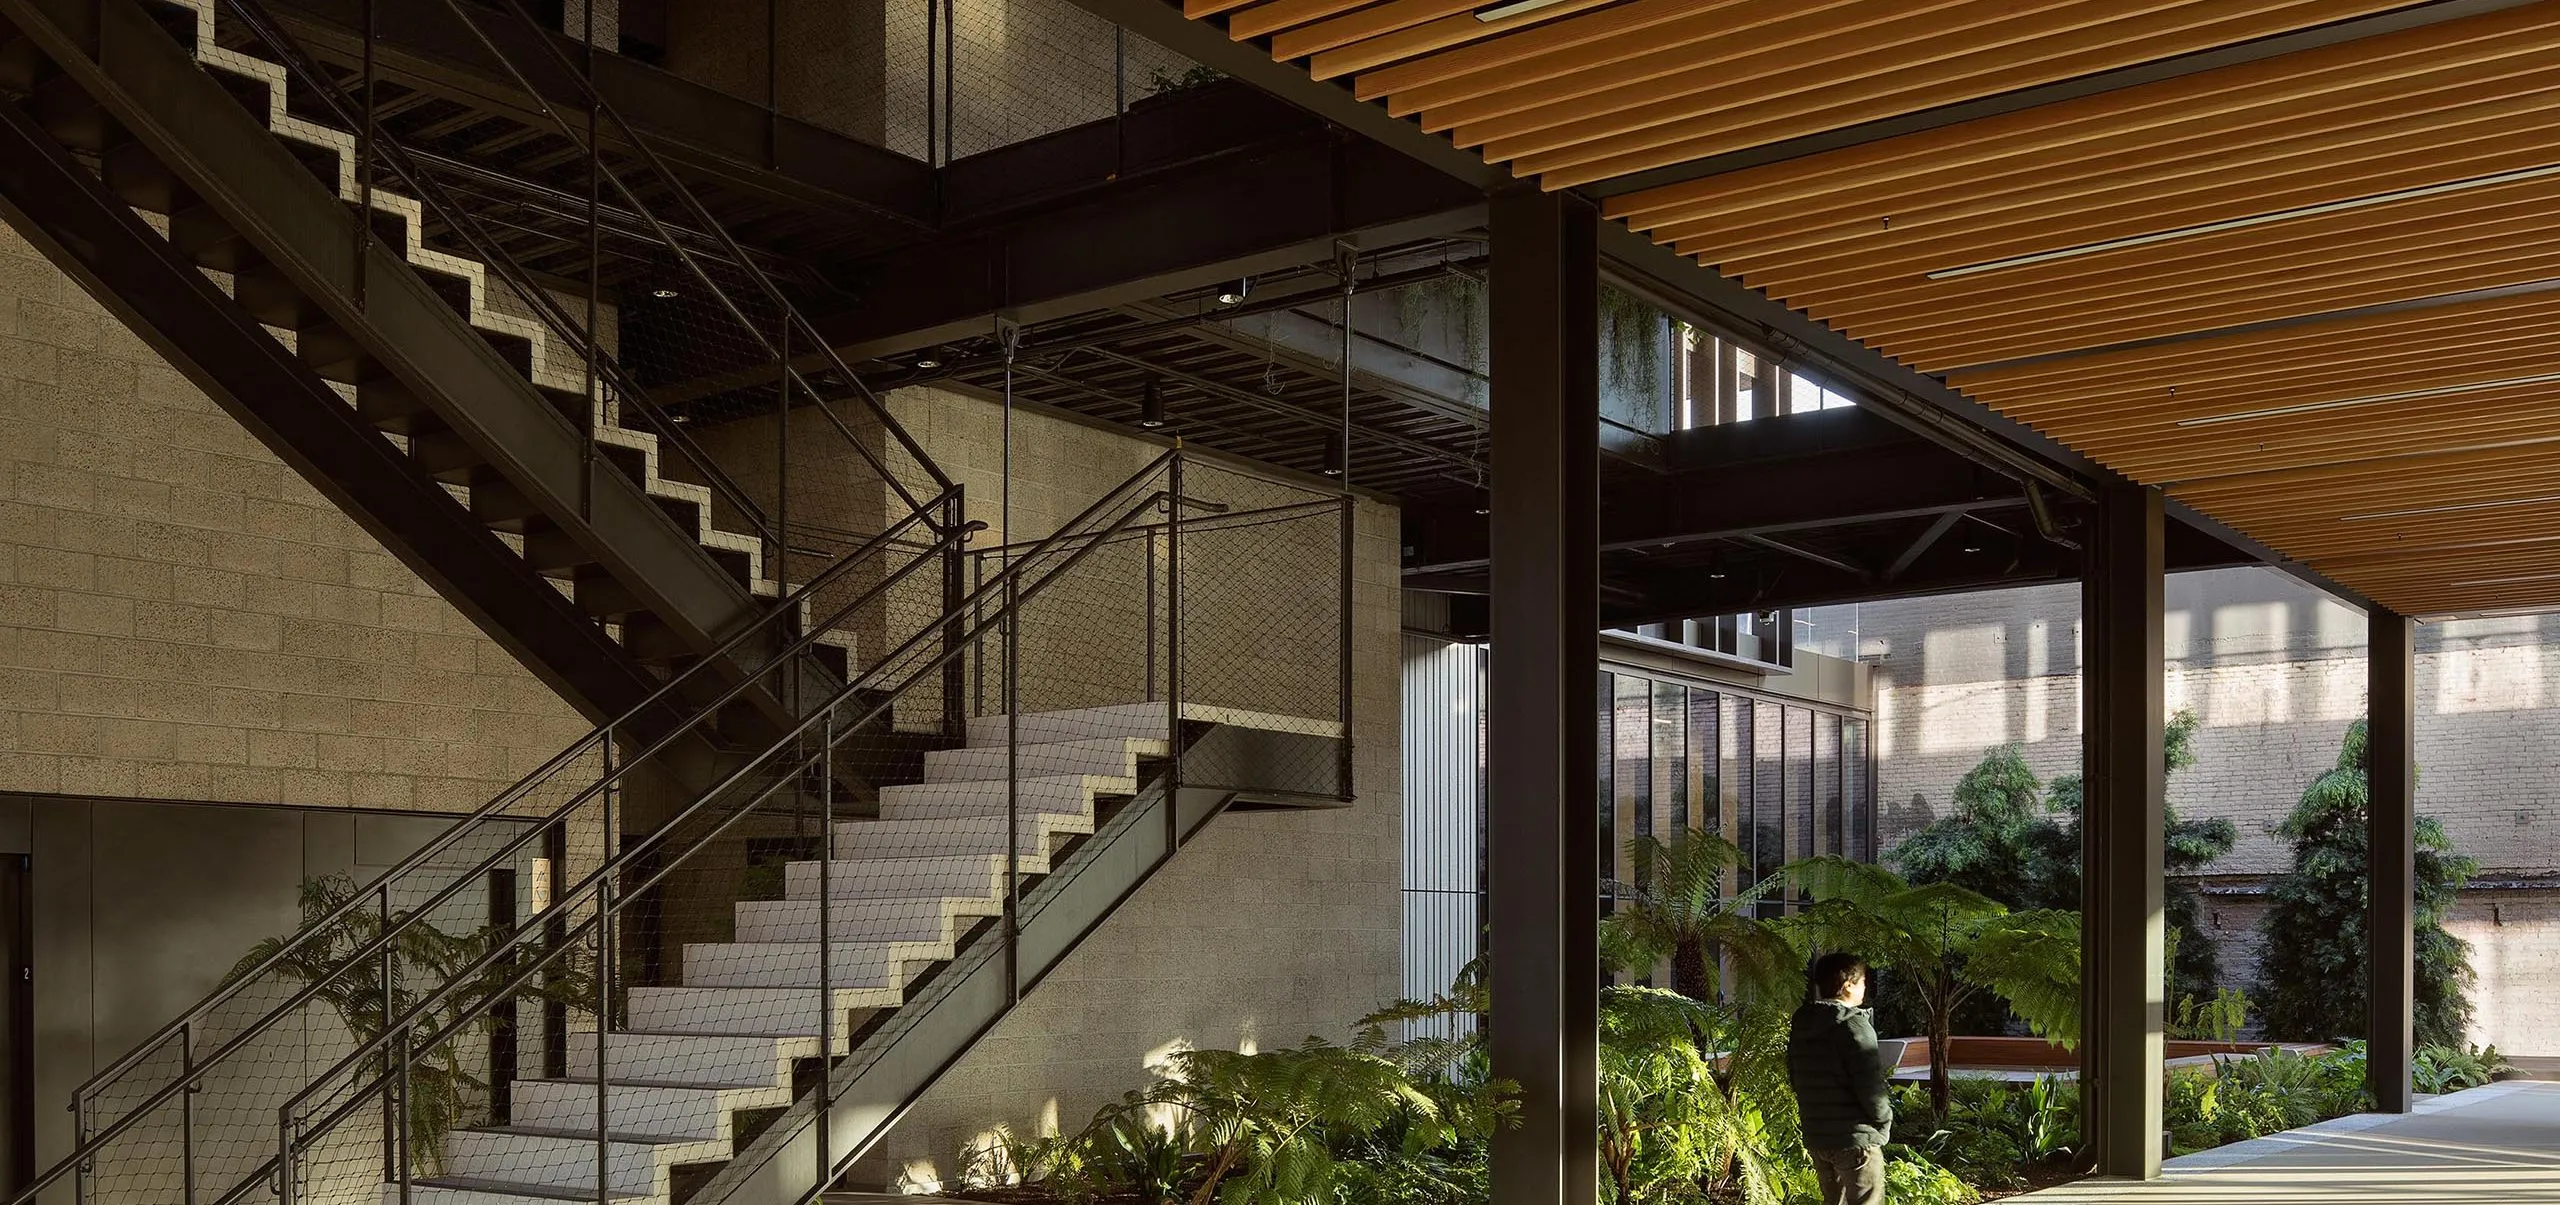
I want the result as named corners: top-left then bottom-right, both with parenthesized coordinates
top-left (2016, 1080), bottom-right (2560, 1202)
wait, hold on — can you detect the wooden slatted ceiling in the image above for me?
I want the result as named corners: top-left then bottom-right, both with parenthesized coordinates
top-left (1194, 0), bottom-right (2560, 614)
top-left (1586, 0), bottom-right (2560, 616)
top-left (1191, 0), bottom-right (2416, 187)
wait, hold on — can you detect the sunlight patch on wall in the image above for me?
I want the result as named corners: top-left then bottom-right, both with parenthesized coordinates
top-left (2434, 643), bottom-right (2548, 715)
top-left (1913, 681), bottom-right (2012, 753)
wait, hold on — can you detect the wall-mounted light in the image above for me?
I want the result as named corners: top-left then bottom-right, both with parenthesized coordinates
top-left (1474, 0), bottom-right (1571, 21)
top-left (1216, 277), bottom-right (1253, 305)
top-left (1139, 378), bottom-right (1168, 429)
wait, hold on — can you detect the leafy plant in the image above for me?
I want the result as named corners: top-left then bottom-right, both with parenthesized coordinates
top-left (1144, 65), bottom-right (1226, 96)
top-left (2164, 1044), bottom-right (2372, 1155)
top-left (1890, 710), bottom-right (2234, 1012)
top-left (1595, 988), bottom-right (1785, 1205)
top-left (2171, 988), bottom-right (2253, 1045)
top-left (1891, 1076), bottom-right (2078, 1189)
top-left (1602, 831), bottom-right (1799, 1006)
top-left (2414, 1043), bottom-right (2511, 1093)
top-left (1881, 1150), bottom-right (1981, 1205)
top-left (1785, 858), bottom-right (2081, 1121)
top-left (1148, 1041), bottom-right (1442, 1205)
top-left (2255, 720), bottom-right (2480, 1048)
top-left (228, 874), bottom-right (595, 1173)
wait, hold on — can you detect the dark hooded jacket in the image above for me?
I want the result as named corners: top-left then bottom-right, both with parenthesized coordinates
top-left (1785, 999), bottom-right (1893, 1149)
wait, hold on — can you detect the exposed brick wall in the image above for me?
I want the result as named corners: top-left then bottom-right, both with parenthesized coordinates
top-left (1862, 567), bottom-right (2560, 1054)
top-left (0, 226), bottom-right (589, 812)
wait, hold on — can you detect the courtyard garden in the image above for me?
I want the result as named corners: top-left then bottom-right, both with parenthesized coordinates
top-left (929, 718), bottom-right (2515, 1204)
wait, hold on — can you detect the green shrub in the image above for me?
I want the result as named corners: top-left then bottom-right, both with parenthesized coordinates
top-left (1882, 1151), bottom-right (1982, 1205)
top-left (1889, 1076), bottom-right (2077, 1189)
top-left (2414, 1043), bottom-right (2511, 1093)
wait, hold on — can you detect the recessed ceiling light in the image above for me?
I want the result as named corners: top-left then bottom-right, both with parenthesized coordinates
top-left (915, 357), bottom-right (941, 369)
top-left (1927, 161), bottom-right (2560, 280)
top-left (2174, 371), bottom-right (2560, 428)
top-left (669, 413), bottom-right (691, 424)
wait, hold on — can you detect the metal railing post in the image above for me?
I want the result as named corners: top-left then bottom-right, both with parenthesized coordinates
top-left (352, 0), bottom-right (374, 307)
top-left (1164, 450), bottom-right (1183, 857)
top-left (596, 737), bottom-right (616, 1205)
top-left (276, 1110), bottom-right (295, 1205)
top-left (179, 1025), bottom-right (195, 1205)
top-left (1337, 494), bottom-right (1355, 801)
top-left (394, 1030), bottom-right (413, 1205)
top-left (943, 488), bottom-right (969, 739)
top-left (816, 709), bottom-right (835, 1189)
top-left (378, 885), bottom-right (395, 1185)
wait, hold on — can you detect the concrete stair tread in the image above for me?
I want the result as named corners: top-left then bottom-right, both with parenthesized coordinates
top-left (458, 1125), bottom-right (707, 1146)
top-left (408, 1176), bottom-right (646, 1203)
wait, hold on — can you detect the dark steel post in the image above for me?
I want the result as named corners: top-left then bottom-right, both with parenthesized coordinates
top-left (543, 822), bottom-right (569, 1079)
top-left (353, 0), bottom-right (375, 307)
top-left (596, 739), bottom-right (616, 1205)
top-left (1335, 251), bottom-right (1357, 803)
top-left (1485, 187), bottom-right (1600, 1205)
top-left (2368, 609), bottom-right (2417, 1113)
top-left (394, 1031), bottom-right (412, 1205)
top-left (777, 321), bottom-right (792, 605)
top-left (817, 709), bottom-right (836, 1184)
top-left (944, 489), bottom-right (970, 738)
top-left (1166, 452), bottom-right (1184, 854)
top-left (2082, 481), bottom-right (2165, 1180)
top-left (378, 885), bottom-right (395, 1185)
top-left (489, 868), bottom-right (519, 1125)
top-left (179, 1025), bottom-right (195, 1205)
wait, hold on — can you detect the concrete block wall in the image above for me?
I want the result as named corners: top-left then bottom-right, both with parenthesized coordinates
top-left (1861, 566), bottom-right (2560, 1053)
top-left (0, 224), bottom-right (591, 813)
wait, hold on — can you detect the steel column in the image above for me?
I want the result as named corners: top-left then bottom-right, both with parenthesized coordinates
top-left (2081, 481), bottom-right (2165, 1180)
top-left (2368, 610), bottom-right (2417, 1113)
top-left (1486, 188), bottom-right (1600, 1205)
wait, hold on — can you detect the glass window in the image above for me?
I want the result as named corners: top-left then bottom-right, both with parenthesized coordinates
top-left (1753, 701), bottom-right (1784, 915)
top-left (1652, 680), bottom-right (1686, 840)
top-left (1819, 712), bottom-right (1843, 859)
top-left (1787, 706), bottom-right (1814, 902)
top-left (1843, 718), bottom-right (1871, 862)
top-left (1614, 674), bottom-right (1651, 894)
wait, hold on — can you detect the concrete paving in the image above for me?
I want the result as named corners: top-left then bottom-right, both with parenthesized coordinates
top-left (2014, 1080), bottom-right (2560, 1202)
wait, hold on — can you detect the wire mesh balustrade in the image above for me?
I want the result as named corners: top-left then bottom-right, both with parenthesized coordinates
top-left (29, 446), bottom-right (1352, 1205)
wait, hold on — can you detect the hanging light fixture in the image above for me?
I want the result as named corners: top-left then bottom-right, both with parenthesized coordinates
top-left (915, 355), bottom-right (942, 370)
top-left (650, 286), bottom-right (679, 299)
top-left (1472, 486), bottom-right (1490, 516)
top-left (1322, 431), bottom-right (1346, 477)
top-left (1138, 378), bottom-right (1168, 429)
top-left (1216, 277), bottom-right (1253, 305)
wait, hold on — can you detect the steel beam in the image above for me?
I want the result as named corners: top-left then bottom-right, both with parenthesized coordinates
top-left (1486, 187), bottom-right (1599, 1205)
top-left (807, 134), bottom-right (1483, 362)
top-left (2083, 482), bottom-right (2166, 1181)
top-left (2368, 610), bottom-right (2418, 1113)
top-left (1404, 411), bottom-right (2011, 573)
top-left (270, 0), bottom-right (934, 225)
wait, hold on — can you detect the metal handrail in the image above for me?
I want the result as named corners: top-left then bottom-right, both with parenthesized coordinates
top-left (201, 0), bottom-right (817, 553)
top-left (33, 516), bottom-right (964, 1205)
top-left (292, 480), bottom-right (1180, 1123)
top-left (435, 0), bottom-right (956, 514)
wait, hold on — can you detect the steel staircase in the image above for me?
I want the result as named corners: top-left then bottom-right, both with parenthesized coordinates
top-left (0, 3), bottom-right (1358, 1204)
top-left (0, 0), bottom-right (929, 738)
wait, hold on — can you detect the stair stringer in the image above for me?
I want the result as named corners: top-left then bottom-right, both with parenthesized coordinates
top-left (1, 0), bottom-right (842, 692)
top-left (693, 722), bottom-right (1346, 1205)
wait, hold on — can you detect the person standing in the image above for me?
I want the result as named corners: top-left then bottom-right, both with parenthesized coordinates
top-left (1787, 952), bottom-right (1893, 1205)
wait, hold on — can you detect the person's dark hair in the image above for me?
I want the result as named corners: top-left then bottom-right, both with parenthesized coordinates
top-left (1811, 952), bottom-right (1868, 1000)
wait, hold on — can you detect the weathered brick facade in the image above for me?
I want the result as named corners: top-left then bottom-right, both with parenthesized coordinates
top-left (1862, 567), bottom-right (2560, 1054)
